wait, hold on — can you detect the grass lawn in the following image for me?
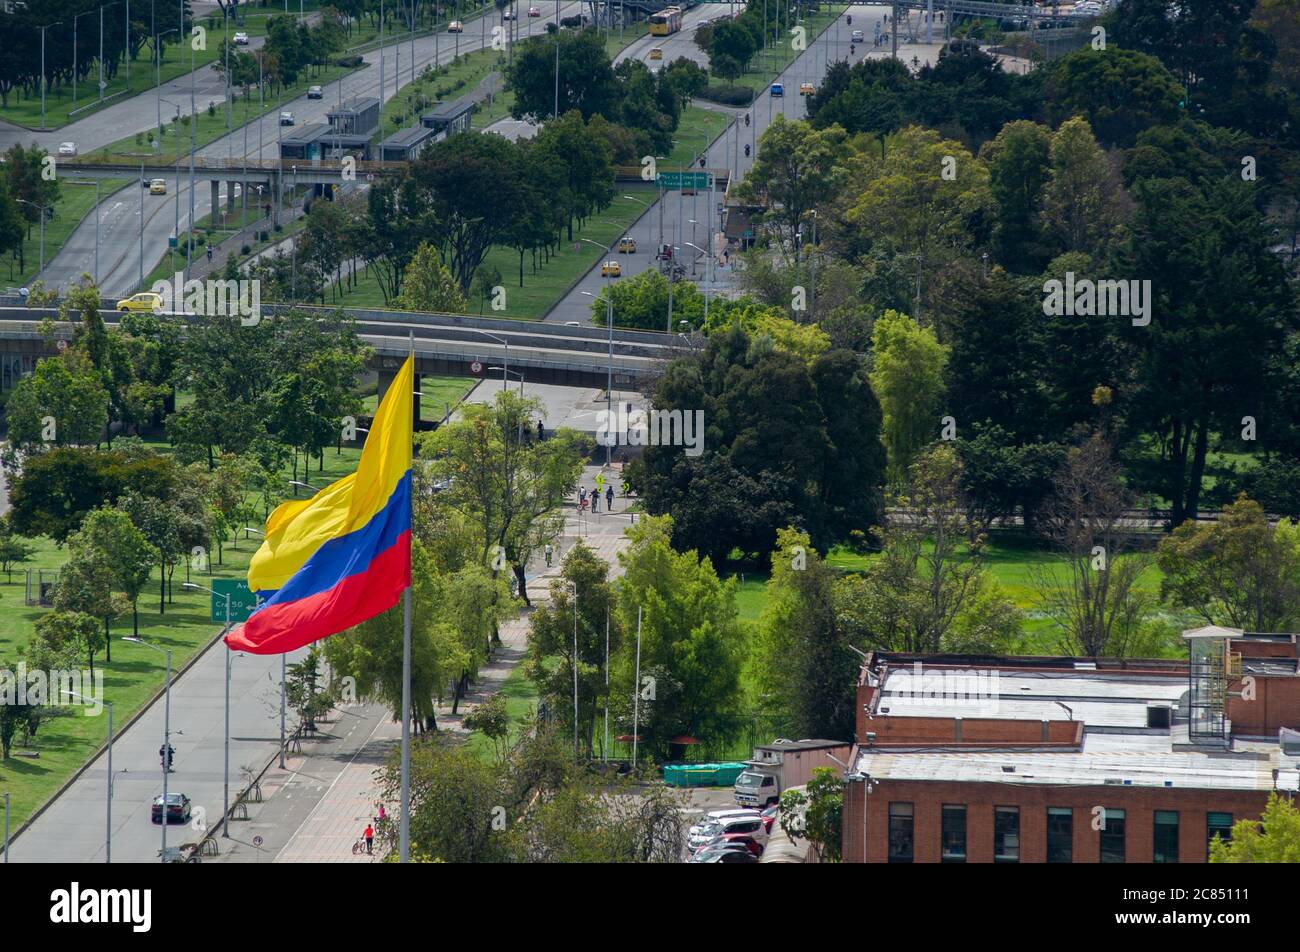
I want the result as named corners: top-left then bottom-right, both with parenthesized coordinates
top-left (359, 375), bottom-right (475, 422)
top-left (460, 662), bottom-right (539, 763)
top-left (0, 432), bottom-right (370, 830)
top-left (0, 6), bottom-right (299, 131)
top-left (2, 178), bottom-right (133, 290)
top-left (665, 106), bottom-right (732, 168)
top-left (731, 4), bottom-right (850, 93)
top-left (736, 532), bottom-right (1182, 657)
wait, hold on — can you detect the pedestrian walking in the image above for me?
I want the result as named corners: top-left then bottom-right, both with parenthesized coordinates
top-left (592, 486), bottom-right (601, 512)
top-left (377, 803), bottom-right (386, 824)
top-left (579, 486), bottom-right (588, 511)
top-left (606, 485), bottom-right (614, 512)
top-left (544, 542), bottom-right (553, 567)
top-left (364, 823), bottom-right (374, 854)
top-left (537, 419), bottom-right (544, 441)
top-left (206, 246), bottom-right (213, 263)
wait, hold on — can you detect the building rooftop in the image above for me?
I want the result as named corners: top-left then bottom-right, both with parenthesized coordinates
top-left (379, 125), bottom-right (441, 149)
top-left (327, 96), bottom-right (381, 117)
top-left (755, 739), bottom-right (847, 752)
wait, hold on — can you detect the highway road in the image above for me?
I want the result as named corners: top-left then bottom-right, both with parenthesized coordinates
top-left (543, 2), bottom-right (898, 324)
top-left (37, 2), bottom-right (588, 297)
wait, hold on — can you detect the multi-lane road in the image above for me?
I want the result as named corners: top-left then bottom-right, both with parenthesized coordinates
top-left (35, 3), bottom-right (589, 296)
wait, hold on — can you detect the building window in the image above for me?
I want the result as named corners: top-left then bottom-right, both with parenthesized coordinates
top-left (1154, 811), bottom-right (1179, 863)
top-left (1047, 807), bottom-right (1073, 863)
top-left (888, 802), bottom-right (914, 864)
top-left (941, 805), bottom-right (966, 863)
top-left (1100, 808), bottom-right (1126, 863)
top-left (994, 806), bottom-right (1020, 863)
top-left (1207, 812), bottom-right (1233, 859)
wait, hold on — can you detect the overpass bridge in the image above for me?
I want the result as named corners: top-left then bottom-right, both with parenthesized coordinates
top-left (0, 305), bottom-right (681, 391)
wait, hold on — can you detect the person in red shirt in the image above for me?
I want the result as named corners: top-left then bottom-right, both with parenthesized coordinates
top-left (363, 824), bottom-right (374, 854)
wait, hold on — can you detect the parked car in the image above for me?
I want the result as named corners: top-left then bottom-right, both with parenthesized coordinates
top-left (691, 844), bottom-right (759, 863)
top-left (151, 793), bottom-right (192, 824)
top-left (600, 260), bottom-right (622, 278)
top-left (449, 20), bottom-right (464, 32)
top-left (58, 142), bottom-right (76, 156)
top-left (699, 831), bottom-right (765, 857)
top-left (688, 814), bottom-right (768, 852)
top-left (279, 111), bottom-right (295, 126)
top-left (149, 178), bottom-right (167, 195)
top-left (307, 85), bottom-right (323, 99)
top-left (116, 292), bottom-right (164, 313)
top-left (233, 31), bottom-right (250, 45)
top-left (769, 82), bottom-right (784, 97)
top-left (760, 804), bottom-right (779, 833)
top-left (617, 237), bottom-right (637, 254)
top-left (688, 809), bottom-right (759, 839)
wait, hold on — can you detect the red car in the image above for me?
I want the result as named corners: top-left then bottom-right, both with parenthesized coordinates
top-left (151, 793), bottom-right (192, 824)
top-left (706, 832), bottom-right (764, 857)
top-left (760, 804), bottom-right (779, 833)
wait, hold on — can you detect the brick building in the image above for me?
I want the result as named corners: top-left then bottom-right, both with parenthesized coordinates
top-left (842, 626), bottom-right (1300, 863)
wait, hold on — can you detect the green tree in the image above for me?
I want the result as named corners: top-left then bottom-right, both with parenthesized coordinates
top-left (1157, 495), bottom-right (1300, 632)
top-left (1210, 792), bottom-right (1300, 862)
top-left (0, 515), bottom-right (36, 584)
top-left (609, 516), bottom-right (745, 762)
top-left (1038, 117), bottom-right (1128, 260)
top-left (394, 242), bottom-right (469, 313)
top-left (1044, 47), bottom-right (1182, 147)
top-left (980, 120), bottom-right (1052, 270)
top-left (505, 29), bottom-right (619, 122)
top-left (779, 767), bottom-right (844, 862)
top-left (868, 309), bottom-right (948, 484)
top-left (68, 508), bottom-right (159, 638)
top-left (5, 352), bottom-right (110, 452)
top-left (750, 529), bottom-right (858, 739)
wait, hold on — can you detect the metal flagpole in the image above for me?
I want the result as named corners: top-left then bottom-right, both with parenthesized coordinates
top-left (400, 329), bottom-right (414, 864)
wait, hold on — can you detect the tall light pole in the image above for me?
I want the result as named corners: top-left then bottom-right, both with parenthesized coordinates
top-left (63, 690), bottom-right (114, 862)
top-left (242, 525), bottom-right (286, 768)
top-left (579, 236), bottom-right (615, 467)
top-left (74, 9), bottom-right (97, 114)
top-left (95, 179), bottom-right (102, 285)
top-left (123, 636), bottom-right (172, 862)
top-left (2, 793), bottom-right (7, 863)
top-left (184, 583), bottom-right (232, 838)
top-left (154, 30), bottom-right (179, 148)
top-left (16, 200), bottom-right (50, 276)
top-left (39, 22), bottom-right (63, 131)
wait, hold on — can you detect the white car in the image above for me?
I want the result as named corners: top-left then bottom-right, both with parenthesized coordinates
top-left (279, 111), bottom-right (295, 126)
top-left (307, 85), bottom-right (323, 99)
top-left (502, 8), bottom-right (517, 18)
top-left (851, 29), bottom-right (864, 42)
top-left (58, 142), bottom-right (76, 156)
top-left (233, 31), bottom-right (250, 45)
top-left (687, 814), bottom-right (768, 853)
top-left (688, 809), bottom-right (760, 839)
top-left (448, 20), bottom-right (464, 32)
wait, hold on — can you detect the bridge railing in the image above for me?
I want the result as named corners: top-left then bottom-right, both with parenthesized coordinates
top-left (65, 156), bottom-right (402, 175)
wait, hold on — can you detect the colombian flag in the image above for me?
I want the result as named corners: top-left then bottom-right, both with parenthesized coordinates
top-left (225, 356), bottom-right (414, 655)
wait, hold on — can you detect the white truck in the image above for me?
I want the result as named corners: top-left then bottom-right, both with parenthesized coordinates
top-left (733, 739), bottom-right (853, 808)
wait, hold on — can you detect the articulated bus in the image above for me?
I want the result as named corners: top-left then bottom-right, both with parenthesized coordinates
top-left (648, 5), bottom-right (683, 35)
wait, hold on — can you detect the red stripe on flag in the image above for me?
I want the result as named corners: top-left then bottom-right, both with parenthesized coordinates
top-left (225, 531), bottom-right (412, 655)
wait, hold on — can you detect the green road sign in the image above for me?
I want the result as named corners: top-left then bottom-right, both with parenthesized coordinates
top-left (211, 578), bottom-right (257, 623)
top-left (658, 171), bottom-right (711, 190)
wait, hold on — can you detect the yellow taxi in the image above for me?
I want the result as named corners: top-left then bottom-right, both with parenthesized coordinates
top-left (116, 292), bottom-right (164, 313)
top-left (600, 260), bottom-right (622, 278)
top-left (149, 178), bottom-right (167, 195)
top-left (649, 47), bottom-right (663, 61)
top-left (799, 82), bottom-right (815, 96)
top-left (618, 237), bottom-right (637, 254)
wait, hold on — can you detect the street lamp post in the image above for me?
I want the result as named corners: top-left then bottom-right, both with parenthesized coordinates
top-left (64, 690), bottom-right (114, 862)
top-left (39, 22), bottom-right (63, 131)
top-left (241, 525), bottom-right (286, 768)
top-left (123, 636), bottom-right (172, 862)
top-left (184, 583), bottom-right (232, 838)
top-left (15, 199), bottom-right (47, 276)
top-left (579, 236), bottom-right (616, 467)
top-left (489, 366), bottom-right (524, 395)
top-left (467, 329), bottom-right (508, 392)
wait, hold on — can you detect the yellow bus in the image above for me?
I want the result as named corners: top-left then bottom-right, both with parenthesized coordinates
top-left (648, 5), bottom-right (683, 36)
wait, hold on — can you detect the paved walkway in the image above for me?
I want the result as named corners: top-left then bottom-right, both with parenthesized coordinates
top-left (214, 462), bottom-right (635, 862)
